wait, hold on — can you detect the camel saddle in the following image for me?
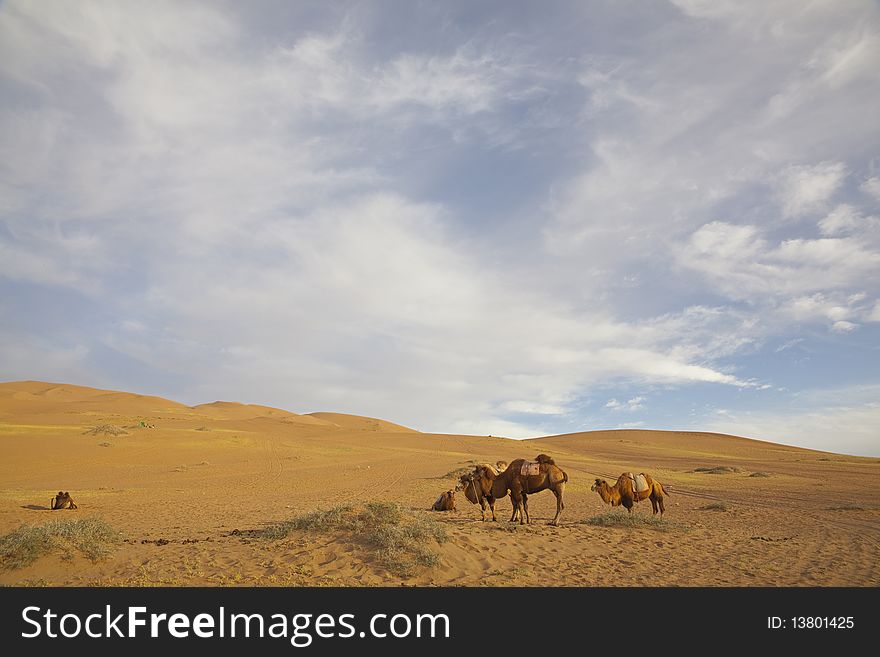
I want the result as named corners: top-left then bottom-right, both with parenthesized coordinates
top-left (628, 472), bottom-right (649, 493)
top-left (520, 461), bottom-right (541, 477)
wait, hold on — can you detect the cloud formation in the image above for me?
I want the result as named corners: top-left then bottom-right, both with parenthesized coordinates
top-left (1, 1), bottom-right (878, 454)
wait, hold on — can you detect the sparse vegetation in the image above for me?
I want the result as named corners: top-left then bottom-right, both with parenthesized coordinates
top-left (826, 504), bottom-right (866, 511)
top-left (693, 466), bottom-right (740, 474)
top-left (127, 421), bottom-right (156, 429)
top-left (698, 502), bottom-right (729, 511)
top-left (98, 442), bottom-right (112, 448)
top-left (82, 424), bottom-right (129, 436)
top-left (262, 502), bottom-right (448, 577)
top-left (749, 472), bottom-right (771, 477)
top-left (0, 517), bottom-right (121, 571)
top-left (585, 512), bottom-right (686, 532)
top-left (434, 461), bottom-right (478, 479)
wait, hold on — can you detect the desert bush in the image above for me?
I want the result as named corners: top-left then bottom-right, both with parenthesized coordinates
top-left (83, 424), bottom-right (129, 436)
top-left (263, 502), bottom-right (447, 577)
top-left (0, 517), bottom-right (121, 571)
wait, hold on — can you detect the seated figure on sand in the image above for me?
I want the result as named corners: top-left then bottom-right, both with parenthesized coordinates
top-left (51, 491), bottom-right (78, 510)
top-left (431, 490), bottom-right (456, 511)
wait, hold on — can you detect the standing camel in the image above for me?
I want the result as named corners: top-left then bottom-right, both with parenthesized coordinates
top-left (458, 464), bottom-right (502, 521)
top-left (488, 454), bottom-right (568, 526)
top-left (591, 472), bottom-right (669, 516)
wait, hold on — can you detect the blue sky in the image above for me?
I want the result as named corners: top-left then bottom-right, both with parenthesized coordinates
top-left (1, 1), bottom-right (879, 455)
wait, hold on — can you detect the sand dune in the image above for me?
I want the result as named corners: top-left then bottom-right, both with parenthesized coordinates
top-left (306, 412), bottom-right (418, 433)
top-left (0, 381), bottom-right (877, 587)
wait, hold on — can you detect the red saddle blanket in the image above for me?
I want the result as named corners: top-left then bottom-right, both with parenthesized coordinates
top-left (520, 461), bottom-right (541, 476)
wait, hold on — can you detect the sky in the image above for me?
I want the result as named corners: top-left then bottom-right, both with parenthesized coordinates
top-left (1, 0), bottom-right (879, 456)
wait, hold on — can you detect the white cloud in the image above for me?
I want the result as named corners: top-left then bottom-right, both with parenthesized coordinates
top-left (703, 385), bottom-right (880, 456)
top-left (1, 1), bottom-right (878, 450)
top-left (606, 396), bottom-right (645, 412)
top-left (818, 204), bottom-right (877, 236)
top-left (679, 221), bottom-right (880, 329)
top-left (777, 161), bottom-right (846, 218)
top-left (831, 320), bottom-right (858, 333)
top-left (862, 177), bottom-right (880, 201)
top-left (501, 400), bottom-right (567, 415)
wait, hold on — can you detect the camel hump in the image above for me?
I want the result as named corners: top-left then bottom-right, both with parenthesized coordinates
top-left (633, 473), bottom-right (649, 493)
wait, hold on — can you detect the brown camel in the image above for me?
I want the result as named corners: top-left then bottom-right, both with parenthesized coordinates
top-left (591, 472), bottom-right (669, 515)
top-left (50, 491), bottom-right (78, 510)
top-left (487, 454), bottom-right (568, 526)
top-left (458, 464), bottom-right (502, 521)
top-left (431, 490), bottom-right (456, 511)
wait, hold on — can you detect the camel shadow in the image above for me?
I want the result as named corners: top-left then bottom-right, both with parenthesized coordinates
top-left (21, 504), bottom-right (50, 510)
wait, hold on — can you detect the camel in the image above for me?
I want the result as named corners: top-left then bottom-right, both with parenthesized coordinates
top-left (591, 472), bottom-right (669, 516)
top-left (486, 454), bottom-right (568, 526)
top-left (431, 490), bottom-right (456, 512)
top-left (50, 491), bottom-right (78, 510)
top-left (458, 464), bottom-right (502, 521)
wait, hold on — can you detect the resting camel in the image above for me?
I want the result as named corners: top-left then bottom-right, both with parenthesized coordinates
top-left (591, 472), bottom-right (669, 516)
top-left (486, 454), bottom-right (568, 526)
top-left (431, 490), bottom-right (456, 512)
top-left (50, 491), bottom-right (78, 510)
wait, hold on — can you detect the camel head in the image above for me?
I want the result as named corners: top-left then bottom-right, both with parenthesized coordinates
top-left (591, 478), bottom-right (605, 492)
top-left (535, 453), bottom-right (555, 465)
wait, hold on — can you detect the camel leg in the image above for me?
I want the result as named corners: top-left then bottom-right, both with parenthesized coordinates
top-left (550, 483), bottom-right (564, 526)
top-left (508, 492), bottom-right (520, 522)
top-left (479, 497), bottom-right (487, 521)
top-left (522, 493), bottom-right (530, 524)
top-left (488, 496), bottom-right (497, 521)
top-left (651, 496), bottom-right (659, 515)
top-left (658, 495), bottom-right (665, 516)
top-left (512, 492), bottom-right (526, 525)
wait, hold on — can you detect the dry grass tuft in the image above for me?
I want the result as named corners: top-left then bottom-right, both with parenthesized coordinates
top-left (263, 502), bottom-right (447, 577)
top-left (693, 466), bottom-right (740, 474)
top-left (82, 424), bottom-right (129, 436)
top-left (0, 517), bottom-right (121, 571)
top-left (698, 502), bottom-right (729, 511)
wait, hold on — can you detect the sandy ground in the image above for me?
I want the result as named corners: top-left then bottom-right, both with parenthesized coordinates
top-left (1, 381), bottom-right (878, 586)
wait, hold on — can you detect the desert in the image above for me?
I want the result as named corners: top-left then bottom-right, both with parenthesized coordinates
top-left (1, 380), bottom-right (877, 587)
